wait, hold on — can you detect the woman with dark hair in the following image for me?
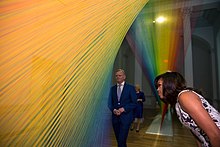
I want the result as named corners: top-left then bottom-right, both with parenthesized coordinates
top-left (154, 72), bottom-right (220, 147)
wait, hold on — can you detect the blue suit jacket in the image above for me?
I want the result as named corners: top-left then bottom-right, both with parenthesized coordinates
top-left (108, 82), bottom-right (137, 124)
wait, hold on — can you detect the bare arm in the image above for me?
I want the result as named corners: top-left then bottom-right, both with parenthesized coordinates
top-left (178, 91), bottom-right (220, 147)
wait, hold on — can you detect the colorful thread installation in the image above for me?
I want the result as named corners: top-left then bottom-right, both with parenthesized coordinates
top-left (126, 1), bottom-right (187, 122)
top-left (0, 0), bottom-right (148, 146)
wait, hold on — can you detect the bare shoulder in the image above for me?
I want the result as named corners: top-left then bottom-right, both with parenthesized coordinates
top-left (178, 90), bottom-right (200, 101)
top-left (178, 90), bottom-right (202, 113)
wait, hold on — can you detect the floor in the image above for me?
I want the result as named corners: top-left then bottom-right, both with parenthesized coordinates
top-left (106, 108), bottom-right (197, 147)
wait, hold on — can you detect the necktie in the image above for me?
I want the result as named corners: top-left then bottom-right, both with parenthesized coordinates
top-left (117, 84), bottom-right (122, 101)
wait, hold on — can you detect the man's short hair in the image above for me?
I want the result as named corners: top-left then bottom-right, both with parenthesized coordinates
top-left (116, 69), bottom-right (125, 75)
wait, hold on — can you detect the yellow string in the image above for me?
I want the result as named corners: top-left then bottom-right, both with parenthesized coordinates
top-left (0, 0), bottom-right (148, 146)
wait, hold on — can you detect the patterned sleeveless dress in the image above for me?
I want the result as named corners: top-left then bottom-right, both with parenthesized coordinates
top-left (175, 90), bottom-right (220, 147)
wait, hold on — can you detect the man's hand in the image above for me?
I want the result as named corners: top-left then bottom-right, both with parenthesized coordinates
top-left (118, 107), bottom-right (125, 113)
top-left (113, 108), bottom-right (125, 116)
top-left (113, 109), bottom-right (121, 116)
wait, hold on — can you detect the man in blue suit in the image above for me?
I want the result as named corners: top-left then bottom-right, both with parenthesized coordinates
top-left (108, 69), bottom-right (137, 147)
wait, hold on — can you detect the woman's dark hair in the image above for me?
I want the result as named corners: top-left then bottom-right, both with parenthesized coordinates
top-left (154, 72), bottom-right (186, 106)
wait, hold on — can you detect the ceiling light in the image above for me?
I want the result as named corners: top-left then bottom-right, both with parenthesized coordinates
top-left (155, 16), bottom-right (166, 23)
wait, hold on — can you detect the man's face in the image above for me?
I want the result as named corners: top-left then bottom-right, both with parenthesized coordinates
top-left (115, 71), bottom-right (126, 84)
top-left (157, 78), bottom-right (164, 99)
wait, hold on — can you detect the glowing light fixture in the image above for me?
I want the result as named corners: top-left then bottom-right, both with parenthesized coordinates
top-left (153, 16), bottom-right (166, 23)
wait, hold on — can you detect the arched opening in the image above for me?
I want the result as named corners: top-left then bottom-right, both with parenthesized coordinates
top-left (192, 35), bottom-right (213, 100)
